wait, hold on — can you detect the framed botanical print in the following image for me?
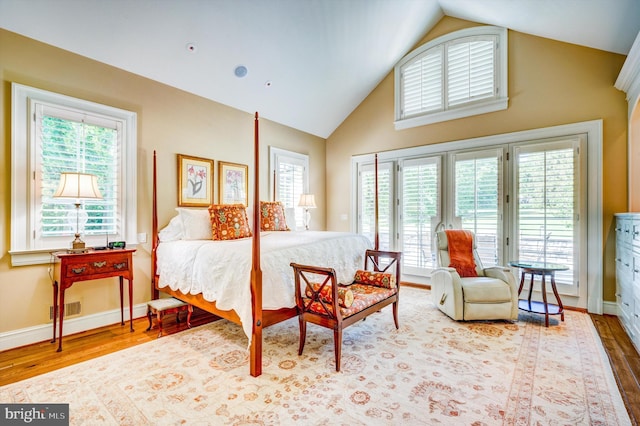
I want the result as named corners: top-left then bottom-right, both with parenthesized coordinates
top-left (177, 154), bottom-right (214, 207)
top-left (219, 161), bottom-right (248, 206)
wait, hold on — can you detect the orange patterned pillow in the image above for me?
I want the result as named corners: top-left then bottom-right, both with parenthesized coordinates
top-left (304, 282), bottom-right (354, 308)
top-left (353, 270), bottom-right (396, 289)
top-left (259, 201), bottom-right (290, 231)
top-left (208, 204), bottom-right (252, 240)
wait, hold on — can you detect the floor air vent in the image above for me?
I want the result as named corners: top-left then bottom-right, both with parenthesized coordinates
top-left (50, 301), bottom-right (81, 320)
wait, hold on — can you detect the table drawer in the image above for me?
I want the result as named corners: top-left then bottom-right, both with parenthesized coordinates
top-left (64, 255), bottom-right (130, 278)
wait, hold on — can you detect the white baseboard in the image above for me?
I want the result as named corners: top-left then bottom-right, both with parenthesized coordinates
top-left (0, 303), bottom-right (149, 352)
top-left (602, 300), bottom-right (619, 316)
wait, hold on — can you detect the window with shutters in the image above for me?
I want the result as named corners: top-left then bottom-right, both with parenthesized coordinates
top-left (394, 26), bottom-right (508, 130)
top-left (512, 139), bottom-right (580, 289)
top-left (10, 83), bottom-right (137, 265)
top-left (399, 157), bottom-right (441, 275)
top-left (352, 122), bottom-right (596, 311)
top-left (452, 149), bottom-right (503, 267)
top-left (269, 147), bottom-right (309, 230)
top-left (357, 162), bottom-right (393, 250)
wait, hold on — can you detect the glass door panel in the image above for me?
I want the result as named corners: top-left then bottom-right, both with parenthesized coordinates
top-left (358, 161), bottom-right (393, 251)
top-left (513, 138), bottom-right (580, 294)
top-left (451, 149), bottom-right (503, 267)
top-left (400, 157), bottom-right (441, 275)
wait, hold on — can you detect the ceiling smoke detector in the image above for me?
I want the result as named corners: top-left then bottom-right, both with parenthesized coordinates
top-left (234, 65), bottom-right (248, 78)
top-left (185, 43), bottom-right (197, 53)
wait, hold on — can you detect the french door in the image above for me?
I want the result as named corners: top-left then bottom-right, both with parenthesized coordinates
top-left (447, 148), bottom-right (503, 268)
top-left (510, 136), bottom-right (586, 297)
top-left (399, 157), bottom-right (441, 275)
top-left (357, 161), bottom-right (393, 251)
top-left (355, 134), bottom-right (585, 303)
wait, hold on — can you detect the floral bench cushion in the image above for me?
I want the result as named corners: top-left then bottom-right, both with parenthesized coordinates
top-left (353, 270), bottom-right (396, 289)
top-left (303, 283), bottom-right (396, 317)
top-left (305, 282), bottom-right (354, 308)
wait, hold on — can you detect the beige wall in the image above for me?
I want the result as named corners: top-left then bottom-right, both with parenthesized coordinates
top-left (0, 29), bottom-right (325, 335)
top-left (326, 17), bottom-right (628, 302)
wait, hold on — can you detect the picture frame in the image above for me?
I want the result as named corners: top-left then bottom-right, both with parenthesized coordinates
top-left (177, 154), bottom-right (214, 207)
top-left (219, 161), bottom-right (249, 206)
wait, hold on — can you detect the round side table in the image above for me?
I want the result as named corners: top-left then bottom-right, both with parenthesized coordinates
top-left (508, 261), bottom-right (569, 327)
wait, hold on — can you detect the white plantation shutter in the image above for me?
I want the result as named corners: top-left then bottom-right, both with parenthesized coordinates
top-left (453, 149), bottom-right (502, 267)
top-left (270, 148), bottom-right (309, 229)
top-left (395, 26), bottom-right (507, 129)
top-left (358, 162), bottom-right (392, 250)
top-left (37, 104), bottom-right (120, 245)
top-left (400, 157), bottom-right (440, 274)
top-left (402, 47), bottom-right (443, 116)
top-left (276, 161), bottom-right (304, 208)
top-left (515, 141), bottom-right (577, 285)
top-left (447, 38), bottom-right (495, 106)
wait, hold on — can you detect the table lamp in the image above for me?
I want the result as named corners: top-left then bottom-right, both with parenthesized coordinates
top-left (298, 194), bottom-right (316, 230)
top-left (53, 172), bottom-right (103, 250)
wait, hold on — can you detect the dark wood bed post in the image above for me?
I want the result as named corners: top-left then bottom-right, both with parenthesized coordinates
top-left (374, 153), bottom-right (379, 250)
top-left (250, 112), bottom-right (263, 377)
top-left (151, 150), bottom-right (159, 300)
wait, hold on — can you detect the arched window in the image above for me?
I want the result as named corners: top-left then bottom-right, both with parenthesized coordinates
top-left (394, 26), bottom-right (508, 129)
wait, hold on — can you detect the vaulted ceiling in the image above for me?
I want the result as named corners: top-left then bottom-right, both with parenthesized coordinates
top-left (1, 0), bottom-right (638, 138)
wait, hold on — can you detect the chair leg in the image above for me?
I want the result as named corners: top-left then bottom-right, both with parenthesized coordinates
top-left (392, 301), bottom-right (399, 329)
top-left (298, 316), bottom-right (307, 355)
top-left (146, 307), bottom-right (153, 331)
top-left (156, 311), bottom-right (163, 337)
top-left (187, 305), bottom-right (193, 328)
top-left (334, 327), bottom-right (343, 372)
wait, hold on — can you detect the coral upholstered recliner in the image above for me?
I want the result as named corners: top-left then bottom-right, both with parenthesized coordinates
top-left (431, 230), bottom-right (518, 321)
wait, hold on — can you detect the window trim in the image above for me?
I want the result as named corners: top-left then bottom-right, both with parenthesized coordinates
top-left (394, 26), bottom-right (508, 130)
top-left (10, 83), bottom-right (137, 266)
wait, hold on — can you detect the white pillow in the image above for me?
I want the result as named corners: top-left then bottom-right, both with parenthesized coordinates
top-left (285, 207), bottom-right (297, 231)
top-left (245, 206), bottom-right (254, 232)
top-left (176, 208), bottom-right (212, 240)
top-left (158, 214), bottom-right (184, 242)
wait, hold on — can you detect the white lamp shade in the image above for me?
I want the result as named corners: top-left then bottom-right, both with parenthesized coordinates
top-left (53, 172), bottom-right (103, 199)
top-left (298, 194), bottom-right (316, 208)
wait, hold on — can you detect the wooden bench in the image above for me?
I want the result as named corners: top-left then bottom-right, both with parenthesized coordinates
top-left (290, 249), bottom-right (401, 371)
top-left (146, 297), bottom-right (192, 337)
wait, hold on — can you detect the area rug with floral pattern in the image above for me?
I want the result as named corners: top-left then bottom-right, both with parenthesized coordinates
top-left (0, 287), bottom-right (630, 425)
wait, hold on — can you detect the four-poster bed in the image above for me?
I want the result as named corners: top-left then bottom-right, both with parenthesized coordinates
top-left (151, 112), bottom-right (374, 377)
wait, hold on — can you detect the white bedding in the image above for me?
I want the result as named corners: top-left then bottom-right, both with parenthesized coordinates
top-left (156, 231), bottom-right (372, 341)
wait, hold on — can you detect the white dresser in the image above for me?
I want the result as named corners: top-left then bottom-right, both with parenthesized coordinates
top-left (614, 213), bottom-right (640, 350)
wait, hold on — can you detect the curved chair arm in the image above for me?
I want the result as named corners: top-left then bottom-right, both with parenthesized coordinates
top-left (483, 267), bottom-right (516, 286)
top-left (483, 266), bottom-right (519, 319)
top-left (431, 267), bottom-right (465, 320)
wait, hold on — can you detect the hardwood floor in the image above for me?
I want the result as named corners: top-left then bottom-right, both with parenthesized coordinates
top-left (0, 309), bottom-right (638, 425)
top-left (590, 313), bottom-right (640, 425)
top-left (0, 308), bottom-right (220, 387)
